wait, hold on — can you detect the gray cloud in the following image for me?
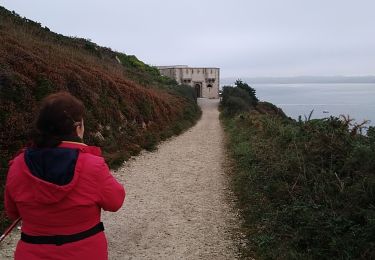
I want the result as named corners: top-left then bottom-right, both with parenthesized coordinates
top-left (1, 0), bottom-right (375, 77)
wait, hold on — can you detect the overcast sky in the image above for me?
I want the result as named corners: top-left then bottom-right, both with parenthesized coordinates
top-left (1, 0), bottom-right (375, 78)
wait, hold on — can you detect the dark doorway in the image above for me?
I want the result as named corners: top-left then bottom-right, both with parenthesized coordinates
top-left (194, 83), bottom-right (202, 98)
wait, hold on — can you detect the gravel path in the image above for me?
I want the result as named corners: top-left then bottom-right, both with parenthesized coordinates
top-left (0, 98), bottom-right (240, 259)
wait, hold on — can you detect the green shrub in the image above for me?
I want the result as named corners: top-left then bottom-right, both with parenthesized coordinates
top-left (221, 86), bottom-right (255, 106)
top-left (234, 79), bottom-right (258, 102)
top-left (220, 80), bottom-right (258, 117)
top-left (172, 84), bottom-right (197, 103)
top-left (222, 96), bottom-right (250, 116)
top-left (222, 113), bottom-right (375, 259)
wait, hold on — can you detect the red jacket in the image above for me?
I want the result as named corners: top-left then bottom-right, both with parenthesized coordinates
top-left (5, 141), bottom-right (125, 260)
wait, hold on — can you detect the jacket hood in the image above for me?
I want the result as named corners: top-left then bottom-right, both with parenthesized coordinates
top-left (21, 142), bottom-right (102, 204)
top-left (24, 147), bottom-right (80, 204)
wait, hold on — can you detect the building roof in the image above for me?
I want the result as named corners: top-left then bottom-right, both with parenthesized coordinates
top-left (157, 65), bottom-right (188, 69)
top-left (157, 65), bottom-right (220, 70)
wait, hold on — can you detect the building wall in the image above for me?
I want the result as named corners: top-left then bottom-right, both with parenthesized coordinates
top-left (158, 66), bottom-right (220, 99)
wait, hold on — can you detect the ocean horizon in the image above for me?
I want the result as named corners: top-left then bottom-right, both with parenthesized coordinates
top-left (252, 83), bottom-right (375, 127)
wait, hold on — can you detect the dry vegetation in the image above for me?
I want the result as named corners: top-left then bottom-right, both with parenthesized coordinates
top-left (0, 7), bottom-right (200, 231)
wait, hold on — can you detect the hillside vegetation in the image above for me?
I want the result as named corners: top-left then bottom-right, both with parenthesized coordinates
top-left (0, 6), bottom-right (200, 231)
top-left (221, 80), bottom-right (375, 259)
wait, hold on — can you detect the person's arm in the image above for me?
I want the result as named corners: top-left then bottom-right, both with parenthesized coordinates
top-left (97, 159), bottom-right (125, 212)
top-left (4, 189), bottom-right (19, 220)
top-left (4, 164), bottom-right (20, 220)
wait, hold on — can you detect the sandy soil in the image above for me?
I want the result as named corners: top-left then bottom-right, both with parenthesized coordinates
top-left (0, 98), bottom-right (240, 259)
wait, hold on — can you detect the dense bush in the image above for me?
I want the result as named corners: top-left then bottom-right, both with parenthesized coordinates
top-left (221, 80), bottom-right (258, 116)
top-left (172, 84), bottom-right (198, 104)
top-left (233, 79), bottom-right (258, 103)
top-left (222, 96), bottom-right (250, 116)
top-left (221, 81), bottom-right (375, 259)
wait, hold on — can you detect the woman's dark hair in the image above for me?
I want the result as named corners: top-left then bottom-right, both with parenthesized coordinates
top-left (33, 91), bottom-right (85, 148)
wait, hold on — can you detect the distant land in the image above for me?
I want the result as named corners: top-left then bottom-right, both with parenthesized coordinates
top-left (221, 76), bottom-right (375, 85)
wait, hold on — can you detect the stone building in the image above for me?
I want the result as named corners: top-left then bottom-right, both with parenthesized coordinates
top-left (157, 65), bottom-right (220, 99)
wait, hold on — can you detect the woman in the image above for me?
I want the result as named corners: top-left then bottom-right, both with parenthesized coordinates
top-left (4, 91), bottom-right (125, 259)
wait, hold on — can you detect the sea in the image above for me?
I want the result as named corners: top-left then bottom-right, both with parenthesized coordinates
top-left (252, 83), bottom-right (375, 127)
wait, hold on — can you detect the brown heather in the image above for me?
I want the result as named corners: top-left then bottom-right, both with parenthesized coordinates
top-left (0, 7), bottom-right (201, 230)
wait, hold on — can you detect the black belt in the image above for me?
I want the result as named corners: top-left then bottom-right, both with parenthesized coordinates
top-left (21, 222), bottom-right (104, 246)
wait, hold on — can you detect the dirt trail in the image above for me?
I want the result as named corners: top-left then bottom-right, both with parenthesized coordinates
top-left (0, 98), bottom-right (239, 259)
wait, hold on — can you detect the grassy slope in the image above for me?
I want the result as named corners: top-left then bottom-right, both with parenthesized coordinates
top-left (221, 87), bottom-right (375, 259)
top-left (0, 7), bottom-right (201, 231)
